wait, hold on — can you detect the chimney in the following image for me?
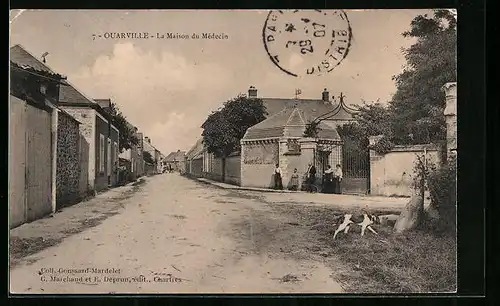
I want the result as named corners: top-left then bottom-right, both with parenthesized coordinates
top-left (248, 86), bottom-right (258, 98)
top-left (95, 99), bottom-right (112, 112)
top-left (145, 136), bottom-right (151, 144)
top-left (322, 88), bottom-right (329, 102)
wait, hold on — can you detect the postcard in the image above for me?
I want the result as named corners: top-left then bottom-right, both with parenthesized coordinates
top-left (9, 9), bottom-right (457, 294)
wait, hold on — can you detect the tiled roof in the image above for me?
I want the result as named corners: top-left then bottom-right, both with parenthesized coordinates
top-left (243, 106), bottom-right (341, 141)
top-left (260, 97), bottom-right (358, 121)
top-left (10, 44), bottom-right (55, 73)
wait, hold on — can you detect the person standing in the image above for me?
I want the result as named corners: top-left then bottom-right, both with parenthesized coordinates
top-left (333, 164), bottom-right (343, 194)
top-left (306, 163), bottom-right (316, 192)
top-left (289, 168), bottom-right (300, 191)
top-left (274, 164), bottom-right (283, 190)
top-left (323, 165), bottom-right (334, 193)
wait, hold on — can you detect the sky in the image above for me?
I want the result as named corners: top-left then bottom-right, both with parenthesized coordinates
top-left (9, 9), bottom-right (432, 155)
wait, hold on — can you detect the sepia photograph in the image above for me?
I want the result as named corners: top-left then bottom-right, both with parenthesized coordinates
top-left (9, 9), bottom-right (457, 294)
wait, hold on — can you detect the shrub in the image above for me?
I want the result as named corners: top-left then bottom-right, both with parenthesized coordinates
top-left (427, 155), bottom-right (457, 233)
top-left (370, 136), bottom-right (395, 154)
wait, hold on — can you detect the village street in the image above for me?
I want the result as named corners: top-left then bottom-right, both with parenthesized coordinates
top-left (10, 173), bottom-right (407, 294)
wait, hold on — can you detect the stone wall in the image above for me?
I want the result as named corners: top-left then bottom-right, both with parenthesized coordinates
top-left (369, 143), bottom-right (442, 197)
top-left (56, 111), bottom-right (81, 208)
top-left (60, 107), bottom-right (96, 192)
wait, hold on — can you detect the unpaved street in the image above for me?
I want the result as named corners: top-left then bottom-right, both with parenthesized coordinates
top-left (10, 174), bottom-right (355, 294)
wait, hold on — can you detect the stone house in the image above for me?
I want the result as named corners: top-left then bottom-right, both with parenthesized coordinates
top-left (57, 89), bottom-right (120, 193)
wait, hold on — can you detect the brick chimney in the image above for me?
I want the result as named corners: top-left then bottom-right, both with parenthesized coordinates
top-left (145, 136), bottom-right (151, 144)
top-left (248, 86), bottom-right (257, 98)
top-left (322, 88), bottom-right (329, 102)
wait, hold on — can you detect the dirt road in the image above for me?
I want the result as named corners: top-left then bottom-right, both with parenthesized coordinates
top-left (10, 174), bottom-right (347, 294)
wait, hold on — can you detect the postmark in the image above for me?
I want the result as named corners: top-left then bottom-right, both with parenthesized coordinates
top-left (262, 10), bottom-right (352, 77)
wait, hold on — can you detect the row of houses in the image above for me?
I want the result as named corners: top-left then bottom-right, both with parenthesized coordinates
top-left (9, 44), bottom-right (165, 229)
top-left (183, 84), bottom-right (458, 197)
top-left (183, 86), bottom-right (360, 192)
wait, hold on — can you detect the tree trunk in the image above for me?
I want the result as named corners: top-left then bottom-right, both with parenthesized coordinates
top-left (394, 190), bottom-right (424, 233)
top-left (221, 157), bottom-right (226, 183)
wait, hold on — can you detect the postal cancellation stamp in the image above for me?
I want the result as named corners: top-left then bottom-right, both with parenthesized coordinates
top-left (263, 10), bottom-right (352, 77)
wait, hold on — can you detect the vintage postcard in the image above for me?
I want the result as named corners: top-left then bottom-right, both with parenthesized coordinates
top-left (9, 9), bottom-right (457, 294)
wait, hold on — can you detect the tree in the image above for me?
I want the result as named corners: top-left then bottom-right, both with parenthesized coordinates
top-left (336, 9), bottom-right (456, 152)
top-left (337, 102), bottom-right (394, 154)
top-left (202, 94), bottom-right (267, 182)
top-left (109, 103), bottom-right (139, 152)
top-left (389, 9), bottom-right (456, 145)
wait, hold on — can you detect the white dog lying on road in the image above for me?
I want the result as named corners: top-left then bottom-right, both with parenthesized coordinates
top-left (332, 213), bottom-right (379, 240)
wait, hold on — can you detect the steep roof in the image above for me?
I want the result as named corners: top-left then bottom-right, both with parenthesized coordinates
top-left (10, 45), bottom-right (114, 122)
top-left (243, 106), bottom-right (341, 141)
top-left (186, 138), bottom-right (204, 160)
top-left (10, 44), bottom-right (56, 74)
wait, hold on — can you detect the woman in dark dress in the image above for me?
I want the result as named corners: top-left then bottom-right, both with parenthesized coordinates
top-left (333, 164), bottom-right (343, 194)
top-left (322, 165), bottom-right (334, 194)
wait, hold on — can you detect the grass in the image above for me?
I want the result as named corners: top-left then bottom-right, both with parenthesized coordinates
top-left (277, 205), bottom-right (457, 293)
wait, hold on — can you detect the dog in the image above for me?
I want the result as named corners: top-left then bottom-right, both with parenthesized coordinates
top-left (332, 213), bottom-right (380, 240)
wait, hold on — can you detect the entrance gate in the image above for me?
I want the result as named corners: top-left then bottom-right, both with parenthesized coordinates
top-left (313, 139), bottom-right (370, 195)
top-left (341, 137), bottom-right (370, 195)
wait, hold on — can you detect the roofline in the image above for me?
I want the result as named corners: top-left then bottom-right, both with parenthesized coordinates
top-left (11, 44), bottom-right (57, 74)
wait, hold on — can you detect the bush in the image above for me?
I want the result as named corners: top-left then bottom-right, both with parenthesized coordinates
top-left (427, 155), bottom-right (457, 233)
top-left (370, 135), bottom-right (395, 154)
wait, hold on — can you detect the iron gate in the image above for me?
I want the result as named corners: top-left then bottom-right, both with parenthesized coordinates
top-left (341, 137), bottom-right (370, 194)
top-left (314, 139), bottom-right (370, 195)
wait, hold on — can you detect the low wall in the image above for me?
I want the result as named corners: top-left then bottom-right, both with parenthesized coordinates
top-left (370, 144), bottom-right (442, 197)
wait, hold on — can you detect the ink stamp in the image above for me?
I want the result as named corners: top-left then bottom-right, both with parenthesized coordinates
top-left (262, 10), bottom-right (352, 77)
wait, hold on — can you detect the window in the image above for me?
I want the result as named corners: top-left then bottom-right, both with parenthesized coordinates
top-left (99, 134), bottom-right (105, 173)
top-left (107, 139), bottom-right (112, 175)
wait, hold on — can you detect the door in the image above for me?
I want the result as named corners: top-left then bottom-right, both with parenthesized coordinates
top-left (25, 104), bottom-right (52, 221)
top-left (9, 98), bottom-right (27, 228)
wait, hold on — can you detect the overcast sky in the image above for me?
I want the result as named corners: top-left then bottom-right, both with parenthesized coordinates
top-left (10, 9), bottom-right (431, 155)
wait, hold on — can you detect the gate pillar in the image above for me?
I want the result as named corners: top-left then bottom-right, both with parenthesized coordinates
top-left (299, 137), bottom-right (317, 175)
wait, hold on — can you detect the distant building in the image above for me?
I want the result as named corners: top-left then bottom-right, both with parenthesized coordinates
top-left (165, 150), bottom-right (186, 172)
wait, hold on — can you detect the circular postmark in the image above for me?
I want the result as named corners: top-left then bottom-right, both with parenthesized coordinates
top-left (262, 10), bottom-right (352, 77)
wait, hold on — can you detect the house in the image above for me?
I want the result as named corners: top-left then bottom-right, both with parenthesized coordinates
top-left (185, 138), bottom-right (204, 177)
top-left (142, 136), bottom-right (158, 174)
top-left (165, 150), bottom-right (186, 172)
top-left (118, 123), bottom-right (144, 182)
top-left (190, 86), bottom-right (361, 191)
top-left (135, 132), bottom-right (145, 177)
top-left (10, 44), bottom-right (121, 196)
top-left (57, 91), bottom-right (120, 193)
top-left (9, 50), bottom-right (82, 228)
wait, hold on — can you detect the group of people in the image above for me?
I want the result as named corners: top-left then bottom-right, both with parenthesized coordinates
top-left (273, 163), bottom-right (342, 194)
